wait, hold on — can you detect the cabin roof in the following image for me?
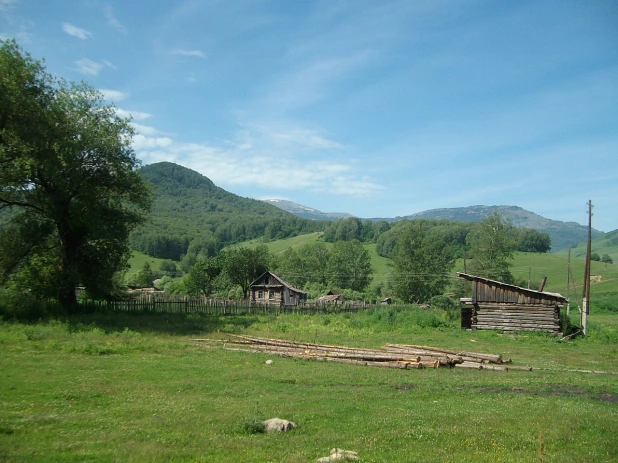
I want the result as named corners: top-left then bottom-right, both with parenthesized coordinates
top-left (457, 272), bottom-right (567, 303)
top-left (250, 271), bottom-right (307, 295)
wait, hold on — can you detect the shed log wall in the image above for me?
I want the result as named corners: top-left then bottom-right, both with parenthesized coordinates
top-left (460, 274), bottom-right (566, 334)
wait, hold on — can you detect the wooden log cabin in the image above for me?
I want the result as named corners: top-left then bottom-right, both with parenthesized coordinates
top-left (458, 273), bottom-right (568, 334)
top-left (250, 271), bottom-right (307, 306)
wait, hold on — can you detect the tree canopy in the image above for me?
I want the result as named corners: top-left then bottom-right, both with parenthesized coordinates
top-left (220, 245), bottom-right (271, 299)
top-left (466, 212), bottom-right (516, 283)
top-left (388, 223), bottom-right (454, 303)
top-left (0, 40), bottom-right (151, 308)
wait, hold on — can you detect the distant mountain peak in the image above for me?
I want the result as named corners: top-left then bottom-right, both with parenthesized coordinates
top-left (262, 199), bottom-right (354, 221)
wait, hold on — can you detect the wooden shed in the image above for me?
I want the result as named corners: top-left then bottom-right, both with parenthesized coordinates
top-left (458, 273), bottom-right (567, 334)
top-left (250, 271), bottom-right (307, 306)
top-left (317, 290), bottom-right (345, 304)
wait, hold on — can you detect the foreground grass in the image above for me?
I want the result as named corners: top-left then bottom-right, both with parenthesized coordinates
top-left (1, 309), bottom-right (617, 462)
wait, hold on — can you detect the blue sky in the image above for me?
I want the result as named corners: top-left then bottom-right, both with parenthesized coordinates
top-left (2, 0), bottom-right (617, 231)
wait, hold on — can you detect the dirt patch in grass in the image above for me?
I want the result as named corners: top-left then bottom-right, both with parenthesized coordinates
top-left (478, 384), bottom-right (618, 403)
top-left (394, 384), bottom-right (418, 391)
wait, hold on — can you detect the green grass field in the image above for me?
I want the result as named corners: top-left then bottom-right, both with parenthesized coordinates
top-left (1, 309), bottom-right (617, 462)
top-left (126, 251), bottom-right (181, 281)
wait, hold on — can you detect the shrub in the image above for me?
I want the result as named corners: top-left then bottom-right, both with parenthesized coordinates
top-left (430, 294), bottom-right (459, 310)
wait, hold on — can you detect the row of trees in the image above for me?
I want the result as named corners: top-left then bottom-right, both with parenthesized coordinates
top-left (322, 217), bottom-right (391, 243)
top-left (152, 212), bottom-right (518, 305)
top-left (324, 216), bottom-right (551, 256)
top-left (162, 241), bottom-right (373, 300)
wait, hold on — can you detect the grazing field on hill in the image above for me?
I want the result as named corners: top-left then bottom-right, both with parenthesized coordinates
top-left (126, 251), bottom-right (180, 282)
top-left (1, 310), bottom-right (617, 462)
top-left (245, 233), bottom-right (392, 289)
top-left (554, 229), bottom-right (618, 262)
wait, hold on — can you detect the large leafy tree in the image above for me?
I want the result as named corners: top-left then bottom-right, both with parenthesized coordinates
top-left (184, 256), bottom-right (223, 297)
top-left (388, 223), bottom-right (454, 303)
top-left (277, 242), bottom-right (331, 288)
top-left (0, 40), bottom-right (151, 308)
top-left (326, 240), bottom-right (372, 291)
top-left (466, 212), bottom-right (516, 283)
top-left (221, 245), bottom-right (270, 299)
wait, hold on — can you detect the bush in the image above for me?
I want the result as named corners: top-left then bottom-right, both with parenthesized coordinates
top-left (429, 294), bottom-right (459, 310)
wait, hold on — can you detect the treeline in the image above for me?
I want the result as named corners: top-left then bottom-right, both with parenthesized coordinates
top-left (129, 162), bottom-right (329, 261)
top-left (322, 217), bottom-right (551, 257)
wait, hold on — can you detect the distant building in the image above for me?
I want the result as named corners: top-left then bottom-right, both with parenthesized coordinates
top-left (317, 290), bottom-right (345, 304)
top-left (250, 271), bottom-right (307, 306)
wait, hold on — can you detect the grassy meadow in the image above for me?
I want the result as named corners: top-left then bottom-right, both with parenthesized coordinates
top-left (1, 308), bottom-right (617, 463)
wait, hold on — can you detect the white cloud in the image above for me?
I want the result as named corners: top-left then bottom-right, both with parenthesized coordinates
top-left (172, 49), bottom-right (207, 59)
top-left (133, 134), bottom-right (174, 150)
top-left (104, 5), bottom-right (126, 34)
top-left (62, 23), bottom-right (92, 40)
top-left (133, 122), bottom-right (381, 198)
top-left (102, 59), bottom-right (116, 70)
top-left (0, 0), bottom-right (17, 12)
top-left (74, 59), bottom-right (114, 76)
top-left (130, 123), bottom-right (159, 136)
top-left (74, 58), bottom-right (103, 76)
top-left (99, 89), bottom-right (129, 101)
top-left (117, 109), bottom-right (153, 121)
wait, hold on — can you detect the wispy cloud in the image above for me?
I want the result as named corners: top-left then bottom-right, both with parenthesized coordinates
top-left (62, 22), bottom-right (92, 40)
top-left (133, 122), bottom-right (381, 198)
top-left (0, 0), bottom-right (17, 12)
top-left (75, 58), bottom-right (102, 75)
top-left (117, 109), bottom-right (153, 121)
top-left (74, 58), bottom-right (115, 76)
top-left (104, 4), bottom-right (126, 34)
top-left (102, 59), bottom-right (116, 69)
top-left (99, 89), bottom-right (128, 101)
top-left (130, 123), bottom-right (159, 136)
top-left (133, 134), bottom-right (174, 150)
top-left (172, 49), bottom-right (207, 59)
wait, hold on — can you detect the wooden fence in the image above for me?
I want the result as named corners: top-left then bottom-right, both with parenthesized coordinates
top-left (79, 296), bottom-right (376, 316)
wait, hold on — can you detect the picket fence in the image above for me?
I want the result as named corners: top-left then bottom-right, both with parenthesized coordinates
top-left (80, 296), bottom-right (376, 316)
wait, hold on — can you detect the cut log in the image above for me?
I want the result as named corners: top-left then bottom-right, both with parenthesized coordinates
top-left (455, 362), bottom-right (483, 370)
top-left (385, 344), bottom-right (503, 364)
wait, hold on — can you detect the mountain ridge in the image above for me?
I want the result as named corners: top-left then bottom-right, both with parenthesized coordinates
top-left (262, 200), bottom-right (602, 252)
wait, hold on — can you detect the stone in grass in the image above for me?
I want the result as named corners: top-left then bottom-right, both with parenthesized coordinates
top-left (262, 418), bottom-right (297, 433)
top-left (317, 448), bottom-right (359, 462)
top-left (265, 359), bottom-right (273, 365)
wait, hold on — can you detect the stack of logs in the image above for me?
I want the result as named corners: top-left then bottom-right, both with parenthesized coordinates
top-left (194, 335), bottom-right (532, 371)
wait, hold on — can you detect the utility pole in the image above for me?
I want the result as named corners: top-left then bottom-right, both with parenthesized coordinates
top-left (581, 200), bottom-right (593, 335)
top-left (566, 247), bottom-right (571, 315)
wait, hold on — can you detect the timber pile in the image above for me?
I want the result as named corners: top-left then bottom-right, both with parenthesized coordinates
top-left (194, 336), bottom-right (531, 371)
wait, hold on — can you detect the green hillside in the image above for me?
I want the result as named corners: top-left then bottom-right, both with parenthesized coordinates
top-left (395, 205), bottom-right (603, 252)
top-left (554, 228), bottom-right (618, 263)
top-left (130, 162), bottom-right (328, 260)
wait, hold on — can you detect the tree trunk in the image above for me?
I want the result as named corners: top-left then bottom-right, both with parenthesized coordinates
top-left (57, 221), bottom-right (80, 310)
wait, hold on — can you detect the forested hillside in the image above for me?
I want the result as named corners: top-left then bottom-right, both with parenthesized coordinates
top-left (395, 205), bottom-right (602, 252)
top-left (129, 162), bottom-right (328, 265)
